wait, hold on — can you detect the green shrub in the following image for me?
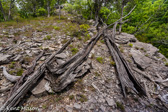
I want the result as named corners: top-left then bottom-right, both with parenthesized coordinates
top-left (78, 94), bottom-right (88, 102)
top-left (71, 48), bottom-right (79, 55)
top-left (69, 95), bottom-right (74, 100)
top-left (37, 8), bottom-right (47, 16)
top-left (100, 7), bottom-right (110, 20)
top-left (116, 102), bottom-right (125, 111)
top-left (9, 62), bottom-right (16, 69)
top-left (165, 63), bottom-right (168, 67)
top-left (96, 57), bottom-right (103, 64)
top-left (95, 72), bottom-right (101, 77)
top-left (16, 69), bottom-right (23, 76)
top-left (110, 61), bottom-right (116, 66)
top-left (128, 43), bottom-right (133, 47)
top-left (54, 26), bottom-right (60, 30)
top-left (43, 35), bottom-right (51, 40)
top-left (80, 24), bottom-right (90, 32)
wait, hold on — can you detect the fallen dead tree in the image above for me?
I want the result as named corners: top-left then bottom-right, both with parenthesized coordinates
top-left (104, 27), bottom-right (146, 97)
top-left (0, 37), bottom-right (74, 111)
top-left (47, 31), bottom-right (103, 92)
top-left (0, 5), bottom-right (147, 112)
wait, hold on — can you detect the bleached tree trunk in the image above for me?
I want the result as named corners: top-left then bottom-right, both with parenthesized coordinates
top-left (8, 0), bottom-right (15, 21)
top-left (0, 0), bottom-right (6, 21)
top-left (47, 0), bottom-right (50, 17)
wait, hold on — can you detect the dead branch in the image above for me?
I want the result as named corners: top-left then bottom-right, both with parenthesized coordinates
top-left (0, 37), bottom-right (74, 112)
top-left (0, 66), bottom-right (20, 82)
top-left (8, 51), bottom-right (44, 98)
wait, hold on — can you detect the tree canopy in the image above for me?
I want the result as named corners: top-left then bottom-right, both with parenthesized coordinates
top-left (0, 0), bottom-right (167, 57)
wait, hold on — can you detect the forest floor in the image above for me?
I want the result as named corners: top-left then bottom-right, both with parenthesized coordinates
top-left (0, 14), bottom-right (168, 112)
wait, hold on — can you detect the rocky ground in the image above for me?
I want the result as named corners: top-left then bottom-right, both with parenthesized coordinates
top-left (0, 15), bottom-right (168, 112)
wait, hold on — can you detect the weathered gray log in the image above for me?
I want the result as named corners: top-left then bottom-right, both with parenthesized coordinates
top-left (8, 51), bottom-right (44, 98)
top-left (0, 37), bottom-right (74, 112)
top-left (48, 32), bottom-right (103, 92)
top-left (104, 34), bottom-right (146, 97)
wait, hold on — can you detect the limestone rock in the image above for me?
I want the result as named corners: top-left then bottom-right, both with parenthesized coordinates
top-left (106, 97), bottom-right (115, 107)
top-left (131, 49), bottom-right (152, 70)
top-left (56, 59), bottom-right (65, 65)
top-left (55, 53), bottom-right (67, 59)
top-left (73, 103), bottom-right (81, 109)
top-left (31, 79), bottom-right (48, 97)
top-left (0, 54), bottom-right (12, 65)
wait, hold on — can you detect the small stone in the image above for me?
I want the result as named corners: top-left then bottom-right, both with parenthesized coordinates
top-left (85, 65), bottom-right (91, 70)
top-left (40, 56), bottom-right (46, 61)
top-left (106, 97), bottom-right (115, 107)
top-left (55, 53), bottom-right (67, 59)
top-left (100, 105), bottom-right (106, 111)
top-left (31, 79), bottom-right (48, 97)
top-left (65, 105), bottom-right (73, 112)
top-left (8, 35), bottom-right (14, 38)
top-left (14, 55), bottom-right (22, 61)
top-left (0, 54), bottom-right (12, 65)
top-left (74, 103), bottom-right (81, 109)
top-left (25, 50), bottom-right (32, 56)
top-left (56, 59), bottom-right (65, 65)
top-left (89, 32), bottom-right (94, 37)
top-left (44, 82), bottom-right (54, 93)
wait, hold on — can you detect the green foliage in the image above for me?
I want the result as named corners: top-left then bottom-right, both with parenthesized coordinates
top-left (54, 26), bottom-right (60, 30)
top-left (78, 94), bottom-right (88, 102)
top-left (16, 69), bottom-right (23, 76)
top-left (100, 7), bottom-right (110, 20)
top-left (165, 62), bottom-right (168, 67)
top-left (95, 72), bottom-right (101, 77)
top-left (44, 35), bottom-right (51, 40)
top-left (110, 61), bottom-right (116, 66)
top-left (37, 8), bottom-right (47, 16)
top-left (69, 95), bottom-right (74, 100)
top-left (80, 24), bottom-right (90, 32)
top-left (71, 48), bottom-right (79, 55)
top-left (116, 102), bottom-right (125, 111)
top-left (81, 24), bottom-right (89, 30)
top-left (96, 57), bottom-right (103, 64)
top-left (128, 43), bottom-right (133, 47)
top-left (9, 62), bottom-right (16, 69)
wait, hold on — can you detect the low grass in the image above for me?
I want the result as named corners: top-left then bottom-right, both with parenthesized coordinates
top-left (128, 43), bottom-right (133, 47)
top-left (71, 48), bottom-right (79, 55)
top-left (116, 102), bottom-right (125, 111)
top-left (96, 57), bottom-right (103, 64)
top-left (165, 62), bottom-right (168, 67)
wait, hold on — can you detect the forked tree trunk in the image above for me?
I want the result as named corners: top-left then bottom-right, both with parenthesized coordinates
top-left (0, 0), bottom-right (6, 21)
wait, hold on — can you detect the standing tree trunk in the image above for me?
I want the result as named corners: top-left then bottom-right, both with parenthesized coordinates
top-left (32, 0), bottom-right (37, 17)
top-left (119, 0), bottom-right (124, 34)
top-left (58, 0), bottom-right (61, 20)
top-left (0, 0), bottom-right (6, 21)
top-left (8, 0), bottom-right (15, 21)
top-left (94, 0), bottom-right (102, 30)
top-left (47, 0), bottom-right (50, 17)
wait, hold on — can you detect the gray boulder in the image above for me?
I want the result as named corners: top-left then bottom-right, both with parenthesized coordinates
top-left (0, 54), bottom-right (12, 65)
top-left (131, 49), bottom-right (152, 70)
